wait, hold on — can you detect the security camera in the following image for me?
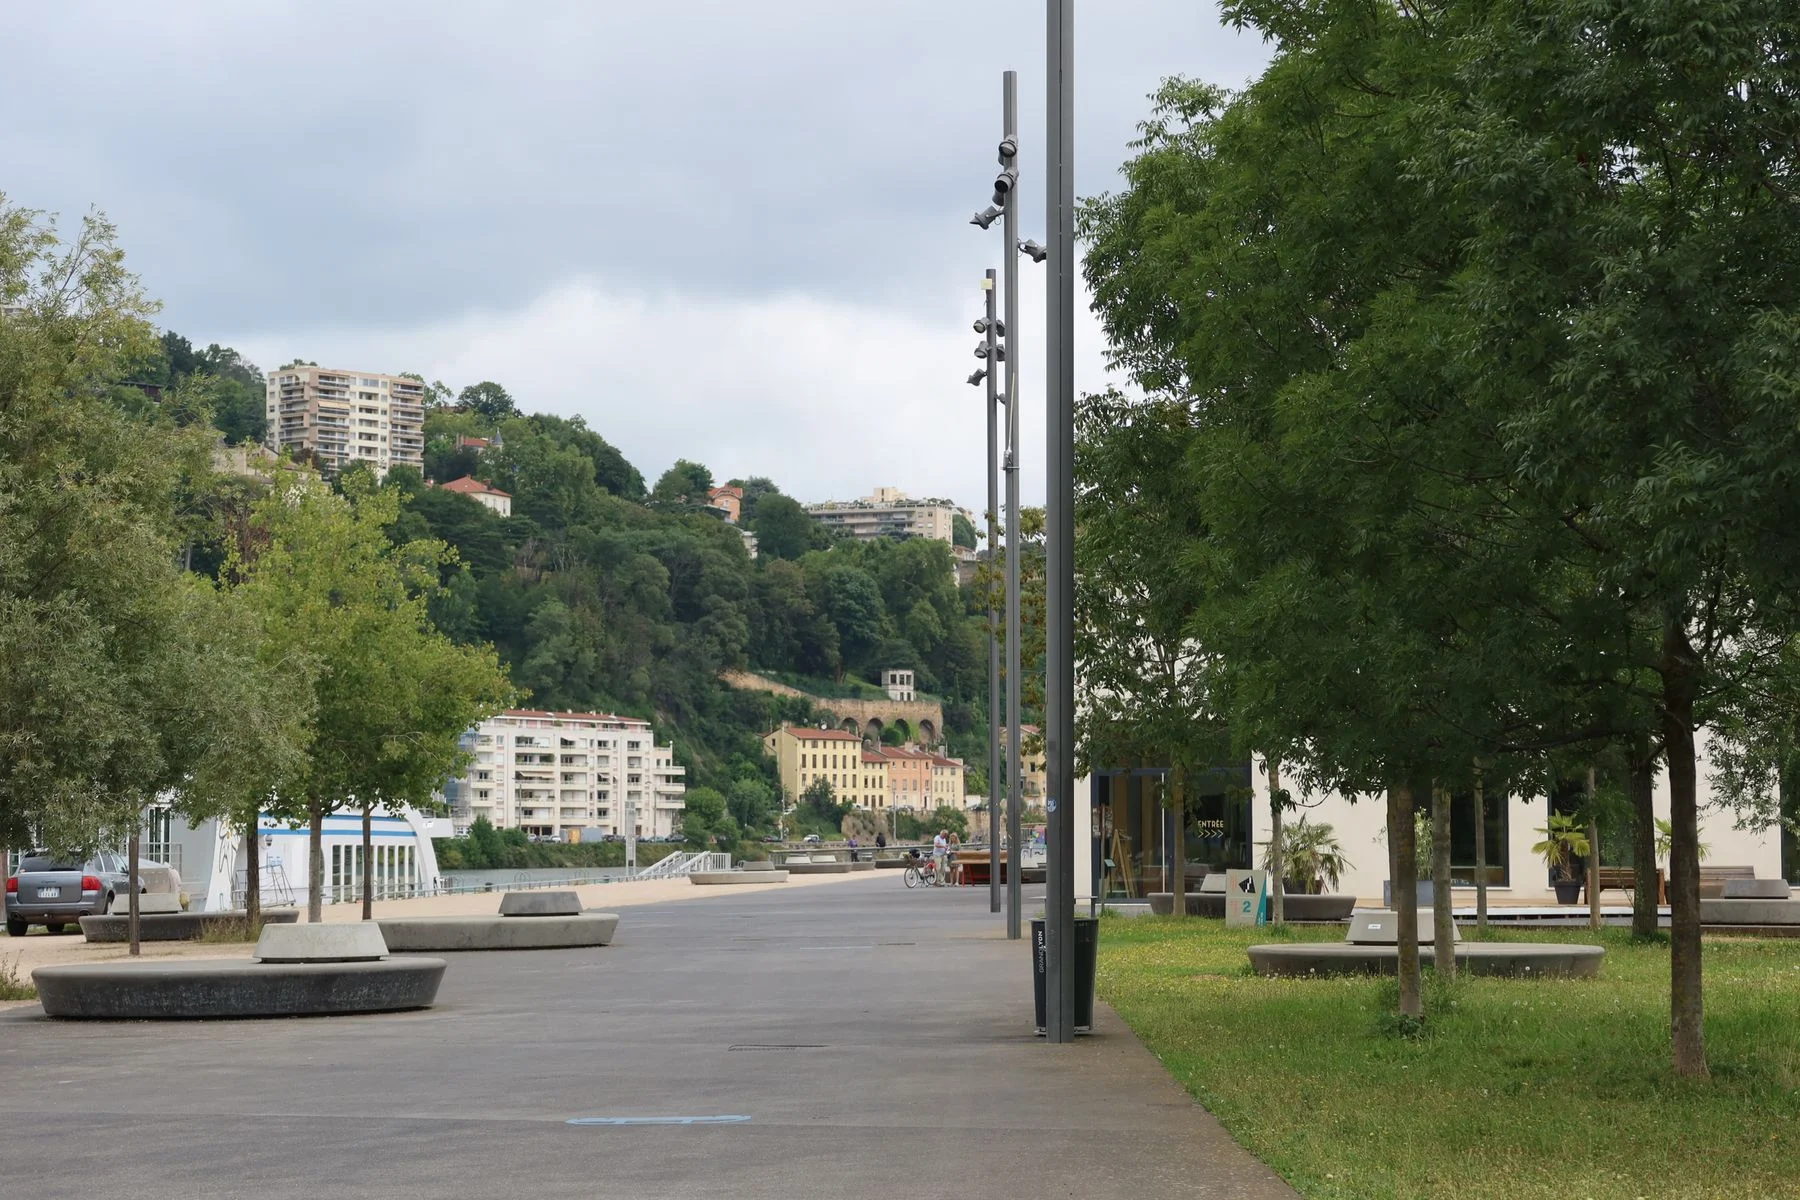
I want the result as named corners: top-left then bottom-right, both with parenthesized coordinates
top-left (970, 206), bottom-right (1002, 230)
top-left (967, 369), bottom-right (988, 387)
top-left (997, 136), bottom-right (1017, 163)
top-left (1019, 239), bottom-right (1047, 263)
top-left (992, 168), bottom-right (1017, 206)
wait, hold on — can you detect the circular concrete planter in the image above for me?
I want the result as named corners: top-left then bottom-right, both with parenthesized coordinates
top-left (33, 957), bottom-right (447, 1019)
top-left (376, 912), bottom-right (620, 951)
top-left (79, 909), bottom-right (300, 944)
top-left (1246, 942), bottom-right (1604, 979)
top-left (689, 871), bottom-right (789, 885)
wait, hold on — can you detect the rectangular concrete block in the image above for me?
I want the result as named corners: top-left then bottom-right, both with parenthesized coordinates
top-left (1348, 910), bottom-right (1460, 945)
top-left (110, 892), bottom-right (182, 915)
top-left (255, 922), bottom-right (389, 963)
top-left (1721, 878), bottom-right (1791, 899)
top-left (498, 890), bottom-right (583, 916)
top-left (1199, 875), bottom-right (1229, 894)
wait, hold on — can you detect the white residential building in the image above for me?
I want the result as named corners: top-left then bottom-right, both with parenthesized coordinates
top-left (264, 365), bottom-right (426, 476)
top-left (806, 487), bottom-right (971, 545)
top-left (445, 710), bottom-right (687, 840)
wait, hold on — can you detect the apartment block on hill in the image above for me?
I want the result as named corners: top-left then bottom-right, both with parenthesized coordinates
top-left (805, 487), bottom-right (970, 545)
top-left (445, 710), bottom-right (686, 840)
top-left (264, 365), bottom-right (425, 476)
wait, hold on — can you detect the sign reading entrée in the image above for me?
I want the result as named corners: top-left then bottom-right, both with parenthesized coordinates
top-left (1224, 869), bottom-right (1269, 927)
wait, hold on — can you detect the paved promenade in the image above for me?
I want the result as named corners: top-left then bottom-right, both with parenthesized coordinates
top-left (0, 874), bottom-right (1296, 1199)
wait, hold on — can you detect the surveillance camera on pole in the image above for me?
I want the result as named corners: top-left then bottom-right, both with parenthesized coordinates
top-left (971, 205), bottom-right (1002, 230)
top-left (1020, 239), bottom-right (1048, 263)
top-left (968, 368), bottom-right (988, 387)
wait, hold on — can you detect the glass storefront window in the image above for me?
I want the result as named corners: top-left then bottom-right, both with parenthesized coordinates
top-left (1092, 766), bottom-right (1253, 899)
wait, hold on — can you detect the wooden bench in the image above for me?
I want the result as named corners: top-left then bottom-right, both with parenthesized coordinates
top-left (1698, 865), bottom-right (1756, 899)
top-left (1584, 866), bottom-right (1666, 906)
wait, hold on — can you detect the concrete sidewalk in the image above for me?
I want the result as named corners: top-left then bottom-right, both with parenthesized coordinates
top-left (0, 874), bottom-right (1297, 1199)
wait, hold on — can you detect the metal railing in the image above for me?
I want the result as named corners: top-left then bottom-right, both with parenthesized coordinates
top-left (636, 851), bottom-right (731, 879)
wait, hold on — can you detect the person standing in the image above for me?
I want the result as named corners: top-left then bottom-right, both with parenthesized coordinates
top-left (932, 829), bottom-right (949, 887)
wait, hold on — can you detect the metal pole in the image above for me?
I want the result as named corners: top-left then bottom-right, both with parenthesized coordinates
top-left (984, 269), bottom-right (1002, 915)
top-left (1043, 0), bottom-right (1077, 1043)
top-left (1002, 68), bottom-right (1024, 942)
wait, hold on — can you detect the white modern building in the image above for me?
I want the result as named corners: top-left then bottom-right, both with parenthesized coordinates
top-left (444, 709), bottom-right (687, 840)
top-left (264, 365), bottom-right (426, 476)
top-left (1074, 739), bottom-right (1789, 907)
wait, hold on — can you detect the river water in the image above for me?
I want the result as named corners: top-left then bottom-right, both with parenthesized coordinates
top-left (437, 867), bottom-right (639, 891)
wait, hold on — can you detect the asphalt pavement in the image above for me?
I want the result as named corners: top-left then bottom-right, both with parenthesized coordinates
top-left (0, 872), bottom-right (1297, 1199)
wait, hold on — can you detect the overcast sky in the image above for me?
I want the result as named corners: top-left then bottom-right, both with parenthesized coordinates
top-left (7, 2), bottom-right (1270, 509)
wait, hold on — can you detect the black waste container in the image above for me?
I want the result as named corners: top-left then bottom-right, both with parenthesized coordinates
top-left (1031, 915), bottom-right (1098, 1034)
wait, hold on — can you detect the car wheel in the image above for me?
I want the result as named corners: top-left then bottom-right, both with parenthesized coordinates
top-left (43, 923), bottom-right (67, 934)
top-left (5, 917), bottom-right (26, 938)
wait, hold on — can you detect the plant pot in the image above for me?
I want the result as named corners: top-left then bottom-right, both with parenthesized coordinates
top-left (1552, 880), bottom-right (1582, 905)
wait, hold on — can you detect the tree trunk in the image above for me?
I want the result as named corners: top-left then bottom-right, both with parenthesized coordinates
top-left (1431, 784), bottom-right (1454, 981)
top-left (1388, 778), bottom-right (1422, 1018)
top-left (1586, 766), bottom-right (1603, 932)
top-left (1661, 621), bottom-right (1709, 1078)
top-left (361, 802), bottom-right (374, 921)
top-left (1630, 743), bottom-right (1659, 938)
top-left (307, 798), bottom-right (325, 924)
top-left (1169, 769), bottom-right (1187, 920)
top-left (1268, 758), bottom-right (1285, 926)
top-left (243, 814), bottom-right (261, 926)
top-left (127, 829), bottom-right (142, 958)
top-left (1473, 762), bottom-right (1488, 932)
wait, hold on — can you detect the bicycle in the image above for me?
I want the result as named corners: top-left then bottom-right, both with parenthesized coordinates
top-left (903, 858), bottom-right (939, 889)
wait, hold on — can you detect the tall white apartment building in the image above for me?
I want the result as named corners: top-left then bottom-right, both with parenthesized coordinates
top-left (264, 365), bottom-right (426, 476)
top-left (445, 710), bottom-right (687, 840)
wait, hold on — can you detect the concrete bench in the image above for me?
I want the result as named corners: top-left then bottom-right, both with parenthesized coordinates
top-left (1247, 942), bottom-right (1604, 978)
top-left (33, 957), bottom-right (446, 1019)
top-left (689, 871), bottom-right (789, 885)
top-left (79, 908), bottom-right (299, 943)
top-left (256, 922), bottom-right (389, 963)
top-left (499, 890), bottom-right (582, 916)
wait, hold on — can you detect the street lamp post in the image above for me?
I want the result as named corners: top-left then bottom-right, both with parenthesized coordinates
top-left (1000, 69), bottom-right (1025, 943)
top-left (979, 270), bottom-right (1003, 914)
top-left (1043, 0), bottom-right (1078, 1044)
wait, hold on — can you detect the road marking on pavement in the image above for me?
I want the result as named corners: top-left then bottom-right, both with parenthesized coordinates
top-left (567, 1115), bottom-right (751, 1126)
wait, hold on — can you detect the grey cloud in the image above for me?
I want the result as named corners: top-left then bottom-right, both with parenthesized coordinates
top-left (7, 1), bottom-right (1269, 337)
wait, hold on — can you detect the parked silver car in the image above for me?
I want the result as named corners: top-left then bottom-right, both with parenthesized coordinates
top-left (5, 852), bottom-right (133, 936)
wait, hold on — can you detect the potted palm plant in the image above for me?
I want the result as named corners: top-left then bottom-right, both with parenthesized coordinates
top-left (1533, 813), bottom-right (1590, 904)
top-left (1263, 818), bottom-right (1349, 894)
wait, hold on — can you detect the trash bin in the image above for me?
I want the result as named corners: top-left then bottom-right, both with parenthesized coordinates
top-left (1031, 915), bottom-right (1098, 1034)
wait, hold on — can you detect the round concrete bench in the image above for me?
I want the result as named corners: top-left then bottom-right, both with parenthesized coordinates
top-left (739, 860), bottom-right (778, 872)
top-left (689, 871), bottom-right (789, 885)
top-left (1247, 942), bottom-right (1604, 979)
top-left (376, 912), bottom-right (620, 951)
top-left (79, 908), bottom-right (301, 943)
top-left (783, 861), bottom-right (853, 875)
top-left (33, 957), bottom-right (447, 1019)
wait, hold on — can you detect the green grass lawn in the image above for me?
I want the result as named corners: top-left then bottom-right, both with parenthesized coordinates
top-left (1097, 916), bottom-right (1800, 1199)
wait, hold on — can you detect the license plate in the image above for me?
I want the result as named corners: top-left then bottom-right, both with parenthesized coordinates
top-left (36, 887), bottom-right (60, 899)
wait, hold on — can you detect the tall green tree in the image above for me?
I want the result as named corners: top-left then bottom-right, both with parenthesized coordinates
top-left (233, 474), bottom-right (512, 921)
